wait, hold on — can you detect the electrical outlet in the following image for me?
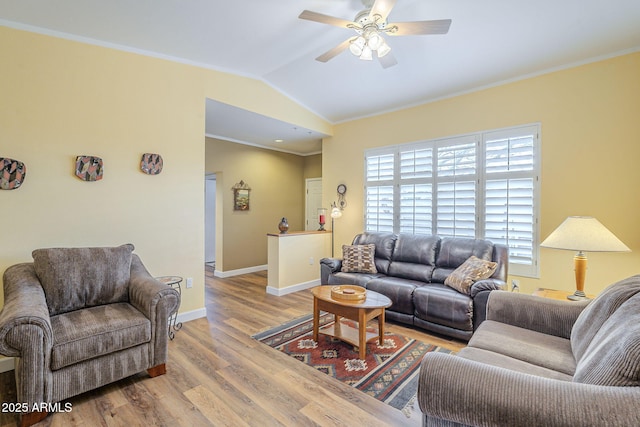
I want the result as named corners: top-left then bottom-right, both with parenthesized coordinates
top-left (511, 279), bottom-right (520, 292)
top-left (309, 257), bottom-right (314, 265)
top-left (186, 277), bottom-right (193, 289)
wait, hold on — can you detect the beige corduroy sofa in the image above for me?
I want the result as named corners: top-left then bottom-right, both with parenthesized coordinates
top-left (0, 244), bottom-right (180, 427)
top-left (418, 275), bottom-right (640, 426)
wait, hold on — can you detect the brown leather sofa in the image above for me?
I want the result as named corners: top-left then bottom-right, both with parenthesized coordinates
top-left (320, 232), bottom-right (509, 341)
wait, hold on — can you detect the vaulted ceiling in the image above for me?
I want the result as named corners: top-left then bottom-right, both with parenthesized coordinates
top-left (2, 0), bottom-right (640, 155)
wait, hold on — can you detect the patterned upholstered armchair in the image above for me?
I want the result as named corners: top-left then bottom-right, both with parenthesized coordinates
top-left (0, 244), bottom-right (180, 427)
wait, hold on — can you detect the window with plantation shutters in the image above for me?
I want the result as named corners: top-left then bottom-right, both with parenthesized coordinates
top-left (365, 124), bottom-right (540, 277)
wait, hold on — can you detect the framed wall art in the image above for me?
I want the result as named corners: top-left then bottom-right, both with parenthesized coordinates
top-left (232, 180), bottom-right (251, 211)
top-left (140, 153), bottom-right (163, 175)
top-left (75, 155), bottom-right (103, 181)
top-left (0, 157), bottom-right (27, 190)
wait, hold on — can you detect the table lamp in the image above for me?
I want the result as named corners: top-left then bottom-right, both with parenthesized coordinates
top-left (540, 216), bottom-right (630, 300)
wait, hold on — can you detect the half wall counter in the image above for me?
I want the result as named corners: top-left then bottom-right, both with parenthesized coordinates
top-left (267, 231), bottom-right (331, 296)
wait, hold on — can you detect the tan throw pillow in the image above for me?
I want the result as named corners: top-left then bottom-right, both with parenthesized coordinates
top-left (341, 244), bottom-right (377, 274)
top-left (444, 255), bottom-right (497, 295)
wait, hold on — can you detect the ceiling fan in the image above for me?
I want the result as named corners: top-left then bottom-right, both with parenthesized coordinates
top-left (298, 0), bottom-right (451, 68)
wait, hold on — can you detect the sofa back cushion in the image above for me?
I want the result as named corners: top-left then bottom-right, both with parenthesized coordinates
top-left (33, 244), bottom-right (134, 316)
top-left (388, 234), bottom-right (440, 282)
top-left (571, 275), bottom-right (640, 362)
top-left (432, 238), bottom-right (494, 283)
top-left (352, 232), bottom-right (397, 275)
top-left (573, 292), bottom-right (640, 386)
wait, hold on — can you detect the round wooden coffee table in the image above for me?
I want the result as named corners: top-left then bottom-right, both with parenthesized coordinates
top-left (311, 286), bottom-right (392, 360)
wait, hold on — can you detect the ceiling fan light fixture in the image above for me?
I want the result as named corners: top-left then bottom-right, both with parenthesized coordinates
top-left (377, 40), bottom-right (391, 57)
top-left (349, 36), bottom-right (366, 56)
top-left (299, 1), bottom-right (452, 68)
top-left (360, 45), bottom-right (373, 61)
top-left (365, 28), bottom-right (383, 50)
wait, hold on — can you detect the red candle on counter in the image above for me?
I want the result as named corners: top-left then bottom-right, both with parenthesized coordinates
top-left (319, 214), bottom-right (326, 224)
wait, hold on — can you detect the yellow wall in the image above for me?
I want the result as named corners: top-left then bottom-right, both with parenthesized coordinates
top-left (204, 138), bottom-right (313, 271)
top-left (303, 154), bottom-right (322, 179)
top-left (0, 27), bottom-right (330, 317)
top-left (3, 23), bottom-right (639, 314)
top-left (323, 52), bottom-right (640, 296)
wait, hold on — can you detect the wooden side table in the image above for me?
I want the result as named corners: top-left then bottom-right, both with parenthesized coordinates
top-left (155, 276), bottom-right (183, 339)
top-left (533, 287), bottom-right (595, 301)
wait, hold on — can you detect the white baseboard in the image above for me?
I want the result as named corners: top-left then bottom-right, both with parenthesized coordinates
top-left (0, 308), bottom-right (207, 374)
top-left (176, 307), bottom-right (207, 323)
top-left (0, 356), bottom-right (14, 373)
top-left (266, 279), bottom-right (320, 296)
top-left (214, 264), bottom-right (267, 278)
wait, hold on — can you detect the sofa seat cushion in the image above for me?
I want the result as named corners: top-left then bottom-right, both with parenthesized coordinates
top-left (50, 303), bottom-right (151, 371)
top-left (457, 347), bottom-right (573, 381)
top-left (365, 277), bottom-right (419, 315)
top-left (413, 283), bottom-right (474, 332)
top-left (468, 320), bottom-right (575, 375)
top-left (33, 244), bottom-right (135, 316)
top-left (327, 272), bottom-right (382, 287)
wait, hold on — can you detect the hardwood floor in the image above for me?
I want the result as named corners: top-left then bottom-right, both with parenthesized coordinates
top-left (0, 267), bottom-right (466, 427)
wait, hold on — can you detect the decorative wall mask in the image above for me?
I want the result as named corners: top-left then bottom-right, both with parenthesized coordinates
top-left (0, 157), bottom-right (27, 190)
top-left (75, 155), bottom-right (103, 181)
top-left (140, 153), bottom-right (163, 175)
top-left (232, 180), bottom-right (251, 211)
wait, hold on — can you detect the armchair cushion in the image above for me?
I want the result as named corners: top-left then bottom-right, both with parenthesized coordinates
top-left (444, 255), bottom-right (497, 295)
top-left (32, 244), bottom-right (134, 316)
top-left (50, 303), bottom-right (151, 371)
top-left (467, 320), bottom-right (576, 375)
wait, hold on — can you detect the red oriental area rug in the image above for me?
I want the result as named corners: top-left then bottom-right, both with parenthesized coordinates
top-left (252, 313), bottom-right (452, 417)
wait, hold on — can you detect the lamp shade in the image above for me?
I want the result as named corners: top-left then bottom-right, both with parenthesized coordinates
top-left (540, 216), bottom-right (630, 252)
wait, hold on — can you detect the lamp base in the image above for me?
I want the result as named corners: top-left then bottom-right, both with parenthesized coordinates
top-left (567, 290), bottom-right (591, 301)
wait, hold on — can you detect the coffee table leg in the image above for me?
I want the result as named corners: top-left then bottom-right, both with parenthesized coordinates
top-left (313, 296), bottom-right (319, 342)
top-left (378, 308), bottom-right (385, 345)
top-left (334, 314), bottom-right (342, 336)
top-left (358, 309), bottom-right (366, 360)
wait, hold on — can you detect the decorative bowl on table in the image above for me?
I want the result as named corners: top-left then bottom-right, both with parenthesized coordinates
top-left (331, 285), bottom-right (366, 301)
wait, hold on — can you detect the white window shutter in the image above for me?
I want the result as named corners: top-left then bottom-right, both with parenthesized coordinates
top-left (365, 124), bottom-right (539, 277)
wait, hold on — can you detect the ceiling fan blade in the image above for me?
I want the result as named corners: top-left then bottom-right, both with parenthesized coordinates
top-left (316, 38), bottom-right (354, 63)
top-left (299, 10), bottom-right (355, 29)
top-left (388, 19), bottom-right (452, 36)
top-left (369, 0), bottom-right (397, 22)
top-left (377, 51), bottom-right (397, 69)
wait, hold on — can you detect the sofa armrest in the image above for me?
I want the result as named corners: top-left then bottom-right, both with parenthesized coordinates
top-left (418, 352), bottom-right (640, 427)
top-left (469, 278), bottom-right (506, 298)
top-left (0, 263), bottom-right (53, 358)
top-left (486, 291), bottom-right (589, 339)
top-left (128, 255), bottom-right (180, 366)
top-left (320, 257), bottom-right (342, 284)
top-left (0, 263), bottom-right (53, 407)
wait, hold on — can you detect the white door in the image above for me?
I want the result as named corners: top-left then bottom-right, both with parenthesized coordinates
top-left (205, 175), bottom-right (216, 263)
top-left (305, 178), bottom-right (323, 231)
